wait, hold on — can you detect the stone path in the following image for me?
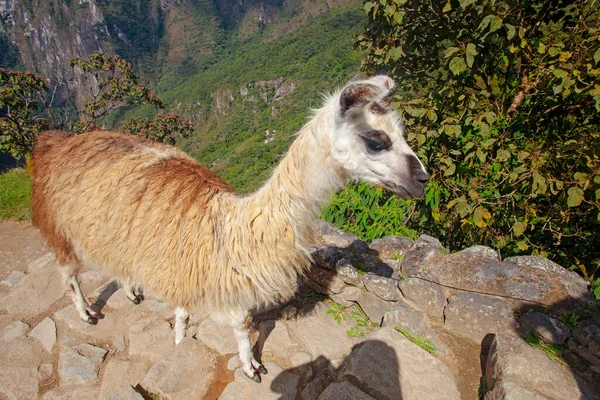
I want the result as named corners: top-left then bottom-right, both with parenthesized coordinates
top-left (1, 220), bottom-right (600, 399)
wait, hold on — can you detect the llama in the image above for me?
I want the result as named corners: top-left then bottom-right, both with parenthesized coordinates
top-left (31, 75), bottom-right (429, 382)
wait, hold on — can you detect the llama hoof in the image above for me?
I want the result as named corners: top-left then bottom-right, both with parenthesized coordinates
top-left (255, 364), bottom-right (268, 375)
top-left (84, 313), bottom-right (97, 325)
top-left (129, 294), bottom-right (144, 305)
top-left (244, 370), bottom-right (261, 383)
top-left (86, 309), bottom-right (103, 320)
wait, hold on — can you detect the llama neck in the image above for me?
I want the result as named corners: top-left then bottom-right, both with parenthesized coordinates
top-left (241, 109), bottom-right (346, 245)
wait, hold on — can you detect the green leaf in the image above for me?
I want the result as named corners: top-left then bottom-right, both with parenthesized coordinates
top-left (466, 43), bottom-right (477, 68)
top-left (567, 187), bottom-right (584, 207)
top-left (449, 57), bottom-right (467, 75)
top-left (489, 16), bottom-right (503, 32)
top-left (513, 221), bottom-right (526, 237)
top-left (594, 48), bottom-right (600, 65)
top-left (444, 47), bottom-right (460, 58)
top-left (479, 15), bottom-right (493, 31)
top-left (517, 241), bottom-right (529, 251)
top-left (505, 24), bottom-right (516, 40)
top-left (442, 1), bottom-right (452, 13)
top-left (444, 163), bottom-right (456, 177)
top-left (459, 0), bottom-right (475, 8)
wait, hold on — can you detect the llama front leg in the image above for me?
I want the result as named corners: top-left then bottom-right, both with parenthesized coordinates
top-left (174, 307), bottom-right (189, 345)
top-left (58, 263), bottom-right (100, 324)
top-left (121, 278), bottom-right (144, 304)
top-left (230, 310), bottom-right (268, 382)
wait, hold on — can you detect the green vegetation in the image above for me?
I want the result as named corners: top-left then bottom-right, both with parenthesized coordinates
top-left (325, 0), bottom-right (600, 295)
top-left (394, 327), bottom-right (437, 354)
top-left (524, 331), bottom-right (565, 363)
top-left (326, 301), bottom-right (347, 325)
top-left (346, 304), bottom-right (376, 338)
top-left (560, 312), bottom-right (580, 330)
top-left (0, 169), bottom-right (31, 221)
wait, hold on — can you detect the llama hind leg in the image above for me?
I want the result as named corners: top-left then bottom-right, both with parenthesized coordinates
top-left (121, 278), bottom-right (144, 304)
top-left (58, 264), bottom-right (100, 324)
top-left (229, 310), bottom-right (268, 382)
top-left (174, 307), bottom-right (189, 345)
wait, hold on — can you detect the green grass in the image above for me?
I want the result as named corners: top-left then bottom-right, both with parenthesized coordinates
top-left (394, 327), bottom-right (438, 354)
top-left (0, 168), bottom-right (32, 221)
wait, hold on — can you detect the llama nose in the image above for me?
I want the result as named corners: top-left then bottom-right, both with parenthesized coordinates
top-left (416, 169), bottom-right (430, 184)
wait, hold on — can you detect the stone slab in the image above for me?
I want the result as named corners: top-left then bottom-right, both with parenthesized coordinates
top-left (219, 362), bottom-right (299, 400)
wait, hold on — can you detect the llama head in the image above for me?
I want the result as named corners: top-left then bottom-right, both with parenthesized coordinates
top-left (329, 75), bottom-right (430, 198)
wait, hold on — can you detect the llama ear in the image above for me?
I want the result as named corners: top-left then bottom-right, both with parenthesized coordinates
top-left (339, 76), bottom-right (395, 115)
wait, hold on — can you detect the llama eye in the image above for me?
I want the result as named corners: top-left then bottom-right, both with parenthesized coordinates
top-left (359, 130), bottom-right (392, 152)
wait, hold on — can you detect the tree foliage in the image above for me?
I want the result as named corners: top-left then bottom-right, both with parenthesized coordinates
top-left (331, 0), bottom-right (600, 279)
top-left (120, 113), bottom-right (194, 146)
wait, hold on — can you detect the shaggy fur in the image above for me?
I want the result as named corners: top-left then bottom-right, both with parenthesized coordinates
top-left (31, 75), bottom-right (429, 381)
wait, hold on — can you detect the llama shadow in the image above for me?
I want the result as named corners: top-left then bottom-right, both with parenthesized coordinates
top-left (270, 340), bottom-right (402, 400)
top-left (89, 279), bottom-right (121, 317)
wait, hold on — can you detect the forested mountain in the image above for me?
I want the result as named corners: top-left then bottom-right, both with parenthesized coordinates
top-left (0, 0), bottom-right (364, 190)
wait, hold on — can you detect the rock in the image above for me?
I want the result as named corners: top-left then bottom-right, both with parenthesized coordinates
top-left (39, 362), bottom-right (54, 381)
top-left (2, 320), bottom-right (30, 342)
top-left (313, 220), bottom-right (360, 248)
top-left (140, 338), bottom-right (218, 400)
top-left (369, 236), bottom-right (414, 260)
top-left (444, 292), bottom-right (516, 343)
top-left (403, 251), bottom-right (577, 309)
top-left (575, 346), bottom-right (600, 368)
top-left (280, 305), bottom-right (298, 320)
top-left (197, 317), bottom-right (238, 355)
top-left (296, 302), bottom-right (355, 361)
top-left (398, 278), bottom-right (447, 319)
top-left (573, 319), bottom-right (600, 347)
top-left (363, 271), bottom-right (402, 301)
top-left (99, 358), bottom-right (150, 400)
top-left (129, 317), bottom-right (175, 363)
top-left (311, 246), bottom-right (346, 270)
top-left (400, 234), bottom-right (443, 273)
top-left (519, 312), bottom-right (570, 344)
top-left (108, 385), bottom-right (144, 400)
top-left (258, 319), bottom-right (301, 355)
top-left (300, 374), bottom-right (330, 400)
top-left (0, 271), bottom-right (26, 288)
top-left (0, 254), bottom-right (65, 317)
top-left (459, 245), bottom-right (500, 260)
top-left (484, 380), bottom-right (548, 400)
top-left (330, 286), bottom-right (362, 307)
top-left (334, 258), bottom-right (363, 287)
top-left (504, 256), bottom-right (592, 302)
top-left (305, 265), bottom-right (347, 294)
top-left (227, 355), bottom-right (242, 371)
top-left (382, 299), bottom-right (450, 355)
top-left (43, 385), bottom-right (100, 400)
top-left (0, 365), bottom-right (39, 400)
top-left (355, 291), bottom-right (392, 326)
top-left (318, 381), bottom-right (376, 400)
top-left (289, 351), bottom-right (313, 379)
top-left (29, 317), bottom-right (57, 352)
top-left (485, 333), bottom-right (582, 399)
top-left (348, 239), bottom-right (370, 255)
top-left (219, 362), bottom-right (300, 400)
top-left (58, 343), bottom-right (107, 384)
top-left (339, 327), bottom-right (460, 400)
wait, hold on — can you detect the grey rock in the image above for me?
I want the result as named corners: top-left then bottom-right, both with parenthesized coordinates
top-left (348, 239), bottom-right (370, 255)
top-left (485, 333), bottom-right (582, 400)
top-left (339, 327), bottom-right (460, 400)
top-left (43, 385), bottom-right (100, 400)
top-left (459, 245), bottom-right (500, 260)
top-left (129, 317), bottom-right (175, 363)
top-left (575, 346), bottom-right (600, 368)
top-left (2, 320), bottom-right (30, 342)
top-left (258, 319), bottom-right (301, 355)
top-left (300, 374), bottom-right (330, 400)
top-left (312, 246), bottom-right (346, 270)
top-left (363, 272), bottom-right (402, 301)
top-left (197, 317), bottom-right (238, 355)
top-left (400, 234), bottom-right (443, 273)
top-left (29, 317), bottom-right (57, 352)
top-left (289, 351), bottom-right (313, 379)
top-left (356, 291), bottom-right (392, 326)
top-left (573, 319), bottom-right (600, 347)
top-left (335, 258), bottom-right (363, 286)
top-left (504, 256), bottom-right (592, 302)
top-left (109, 386), bottom-right (144, 400)
top-left (519, 312), bottom-right (570, 344)
top-left (296, 302), bottom-right (355, 361)
top-left (99, 358), bottom-right (150, 400)
top-left (444, 292), bottom-right (516, 343)
top-left (329, 285), bottom-right (362, 307)
top-left (370, 236), bottom-right (414, 260)
top-left (318, 382), bottom-right (376, 400)
top-left (305, 265), bottom-right (347, 294)
top-left (313, 220), bottom-right (360, 248)
top-left (280, 305), bottom-right (298, 320)
top-left (0, 270), bottom-right (26, 288)
top-left (589, 339), bottom-right (600, 358)
top-left (0, 366), bottom-right (39, 400)
top-left (484, 380), bottom-right (548, 400)
top-left (227, 355), bottom-right (242, 371)
top-left (140, 338), bottom-right (218, 400)
top-left (59, 343), bottom-right (107, 384)
top-left (398, 278), bottom-right (447, 319)
top-left (382, 299), bottom-right (450, 355)
top-left (219, 362), bottom-right (299, 400)
top-left (0, 254), bottom-right (65, 317)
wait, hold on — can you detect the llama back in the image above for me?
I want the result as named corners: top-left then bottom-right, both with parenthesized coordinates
top-left (32, 131), bottom-right (235, 310)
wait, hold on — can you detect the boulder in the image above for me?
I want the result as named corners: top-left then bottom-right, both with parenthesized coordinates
top-left (219, 362), bottom-right (299, 400)
top-left (369, 236), bottom-right (414, 260)
top-left (339, 327), bottom-right (460, 400)
top-left (518, 312), bottom-right (570, 344)
top-left (398, 278), bottom-right (447, 319)
top-left (318, 381), bottom-right (376, 400)
top-left (197, 317), bottom-right (238, 355)
top-left (58, 343), bottom-right (107, 384)
top-left (29, 317), bottom-right (57, 352)
top-left (355, 291), bottom-right (392, 326)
